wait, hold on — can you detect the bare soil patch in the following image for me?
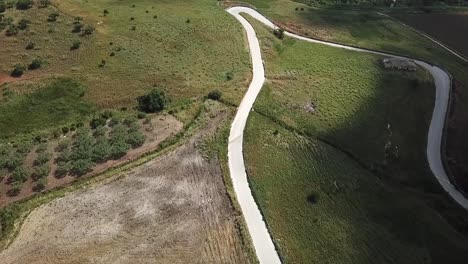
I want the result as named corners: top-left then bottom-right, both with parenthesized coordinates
top-left (0, 107), bottom-right (249, 263)
top-left (392, 12), bottom-right (468, 58)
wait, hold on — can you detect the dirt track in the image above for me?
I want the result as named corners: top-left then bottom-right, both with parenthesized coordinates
top-left (0, 106), bottom-right (248, 264)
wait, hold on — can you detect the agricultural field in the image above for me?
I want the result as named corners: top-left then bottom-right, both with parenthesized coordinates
top-left (391, 11), bottom-right (468, 58)
top-left (0, 0), bottom-right (251, 207)
top-left (240, 0), bottom-right (468, 216)
top-left (0, 101), bottom-right (253, 264)
top-left (243, 15), bottom-right (468, 263)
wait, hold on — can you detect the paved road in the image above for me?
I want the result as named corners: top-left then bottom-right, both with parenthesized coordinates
top-left (227, 6), bottom-right (468, 264)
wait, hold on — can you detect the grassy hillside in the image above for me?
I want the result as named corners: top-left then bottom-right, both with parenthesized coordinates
top-left (243, 15), bottom-right (468, 263)
top-left (245, 114), bottom-right (468, 264)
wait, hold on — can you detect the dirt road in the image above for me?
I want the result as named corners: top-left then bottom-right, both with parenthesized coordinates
top-left (0, 105), bottom-right (248, 264)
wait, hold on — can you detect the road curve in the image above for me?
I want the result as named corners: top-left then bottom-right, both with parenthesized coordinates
top-left (226, 6), bottom-right (468, 264)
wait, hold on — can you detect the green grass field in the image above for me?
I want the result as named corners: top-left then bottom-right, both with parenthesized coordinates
top-left (0, 0), bottom-right (250, 137)
top-left (243, 15), bottom-right (468, 263)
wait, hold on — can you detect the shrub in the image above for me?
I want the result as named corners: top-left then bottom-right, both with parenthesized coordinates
top-left (90, 116), bottom-right (106, 129)
top-left (110, 140), bottom-right (130, 159)
top-left (56, 139), bottom-right (71, 152)
top-left (137, 89), bottom-right (168, 113)
top-left (225, 71), bottom-right (234, 81)
top-left (11, 166), bottom-right (30, 183)
top-left (25, 42), bottom-right (35, 50)
top-left (127, 131), bottom-right (146, 148)
top-left (273, 28), bottom-right (285, 39)
top-left (62, 126), bottom-right (69, 134)
top-left (35, 163), bottom-right (50, 178)
top-left (28, 58), bottom-right (43, 70)
top-left (0, 0), bottom-right (6, 13)
top-left (36, 143), bottom-right (48, 153)
top-left (207, 89), bottom-right (222, 101)
top-left (131, 25), bottom-right (136, 31)
top-left (72, 22), bottom-right (83, 33)
top-left (16, 0), bottom-right (32, 10)
top-left (82, 25), bottom-right (94, 36)
top-left (71, 40), bottom-right (81, 50)
top-left (35, 151), bottom-right (51, 165)
top-left (5, 24), bottom-right (18, 36)
top-left (39, 0), bottom-right (51, 8)
top-left (35, 177), bottom-right (47, 191)
top-left (3, 152), bottom-right (24, 170)
top-left (10, 64), bottom-right (25, 77)
top-left (103, 9), bottom-right (109, 16)
top-left (9, 182), bottom-right (22, 196)
top-left (72, 159), bottom-right (94, 175)
top-left (17, 19), bottom-right (30, 30)
top-left (47, 12), bottom-right (59, 22)
top-left (137, 112), bottom-right (147, 119)
top-left (186, 18), bottom-right (190, 23)
top-left (71, 128), bottom-right (95, 160)
top-left (92, 140), bottom-right (111, 162)
top-left (16, 141), bottom-right (32, 154)
top-left (55, 162), bottom-right (70, 177)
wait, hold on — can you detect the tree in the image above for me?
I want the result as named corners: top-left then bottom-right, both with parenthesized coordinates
top-left (137, 89), bottom-right (168, 113)
top-left (16, 0), bottom-right (32, 10)
top-left (9, 182), bottom-right (23, 196)
top-left (28, 58), bottom-right (43, 70)
top-left (35, 151), bottom-right (50, 165)
top-left (90, 116), bottom-right (106, 129)
top-left (11, 64), bottom-right (25, 77)
top-left (208, 89), bottom-right (222, 101)
top-left (55, 162), bottom-right (70, 177)
top-left (127, 131), bottom-right (146, 148)
top-left (34, 177), bottom-right (47, 191)
top-left (35, 163), bottom-right (50, 179)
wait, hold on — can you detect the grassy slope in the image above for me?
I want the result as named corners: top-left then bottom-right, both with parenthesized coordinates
top-left (245, 114), bottom-right (468, 264)
top-left (0, 0), bottom-right (250, 137)
top-left (240, 0), bottom-right (468, 178)
top-left (0, 79), bottom-right (93, 138)
top-left (243, 14), bottom-right (468, 263)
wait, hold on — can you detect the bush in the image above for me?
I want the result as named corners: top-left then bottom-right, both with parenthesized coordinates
top-left (127, 131), bottom-right (146, 148)
top-left (35, 163), bottom-right (50, 179)
top-left (56, 139), bottom-right (71, 152)
top-left (55, 162), bottom-right (70, 177)
top-left (62, 126), bottom-right (69, 134)
top-left (47, 12), bottom-right (59, 22)
top-left (137, 89), bottom-right (168, 113)
top-left (273, 28), bottom-right (285, 39)
top-left (0, 0), bottom-right (6, 13)
top-left (103, 9), bottom-right (109, 16)
top-left (82, 25), bottom-right (94, 36)
top-left (5, 24), bottom-right (18, 36)
top-left (25, 42), bottom-right (35, 50)
top-left (9, 182), bottom-right (22, 196)
top-left (71, 158), bottom-right (94, 176)
top-left (34, 177), bottom-right (47, 191)
top-left (10, 64), bottom-right (25, 77)
top-left (16, 0), bottom-right (32, 10)
top-left (92, 139), bottom-right (111, 162)
top-left (12, 166), bottom-right (30, 183)
top-left (137, 111), bottom-right (147, 119)
top-left (90, 116), bottom-right (107, 129)
top-left (100, 110), bottom-right (113, 119)
top-left (28, 58), bottom-right (43, 70)
top-left (208, 89), bottom-right (222, 101)
top-left (71, 40), bottom-right (81, 50)
top-left (17, 19), bottom-right (30, 30)
top-left (39, 0), bottom-right (51, 8)
top-left (35, 151), bottom-right (51, 165)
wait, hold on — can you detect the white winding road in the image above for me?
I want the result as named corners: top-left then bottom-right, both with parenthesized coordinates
top-left (226, 6), bottom-right (468, 264)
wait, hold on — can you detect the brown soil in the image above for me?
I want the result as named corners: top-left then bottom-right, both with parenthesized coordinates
top-left (0, 115), bottom-right (183, 207)
top-left (0, 106), bottom-right (249, 263)
top-left (392, 12), bottom-right (468, 58)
